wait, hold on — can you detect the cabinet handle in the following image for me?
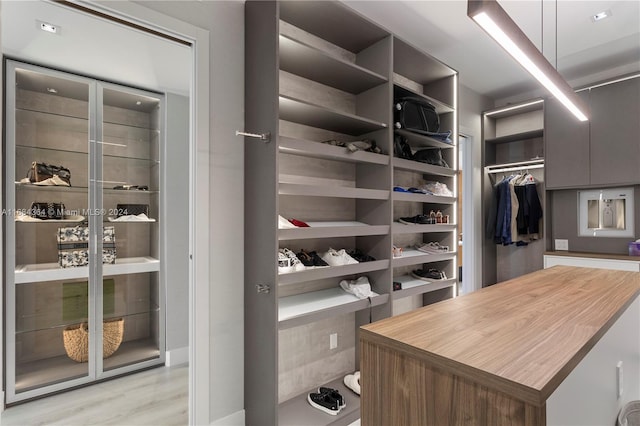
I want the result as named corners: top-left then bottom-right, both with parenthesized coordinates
top-left (255, 284), bottom-right (271, 294)
top-left (236, 130), bottom-right (270, 143)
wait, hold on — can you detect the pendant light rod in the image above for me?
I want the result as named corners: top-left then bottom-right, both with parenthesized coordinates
top-left (468, 0), bottom-right (588, 121)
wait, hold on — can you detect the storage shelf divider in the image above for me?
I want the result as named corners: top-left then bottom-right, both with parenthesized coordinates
top-left (278, 259), bottom-right (390, 285)
top-left (279, 136), bottom-right (389, 165)
top-left (394, 129), bottom-right (455, 150)
top-left (391, 275), bottom-right (457, 300)
top-left (391, 249), bottom-right (457, 268)
top-left (392, 192), bottom-right (456, 205)
top-left (279, 183), bottom-right (389, 200)
top-left (392, 155), bottom-right (456, 175)
top-left (392, 223), bottom-right (457, 234)
top-left (279, 223), bottom-right (390, 240)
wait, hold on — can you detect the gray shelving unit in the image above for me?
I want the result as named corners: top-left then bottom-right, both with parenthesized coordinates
top-left (245, 2), bottom-right (458, 424)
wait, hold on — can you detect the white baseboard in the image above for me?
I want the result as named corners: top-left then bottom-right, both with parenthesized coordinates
top-left (165, 346), bottom-right (189, 367)
top-left (210, 409), bottom-right (245, 426)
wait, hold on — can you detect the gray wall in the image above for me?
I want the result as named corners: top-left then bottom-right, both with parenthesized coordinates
top-left (165, 93), bottom-right (190, 352)
top-left (550, 187), bottom-right (640, 255)
top-left (133, 1), bottom-right (245, 423)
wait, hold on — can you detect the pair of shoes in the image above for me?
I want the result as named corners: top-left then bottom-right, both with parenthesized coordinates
top-left (398, 214), bottom-right (430, 225)
top-left (296, 249), bottom-right (329, 267)
top-left (307, 387), bottom-right (345, 416)
top-left (340, 276), bottom-right (378, 299)
top-left (347, 248), bottom-right (376, 262)
top-left (424, 181), bottom-right (453, 196)
top-left (278, 215), bottom-right (310, 228)
top-left (278, 248), bottom-right (306, 273)
top-left (393, 186), bottom-right (427, 194)
top-left (321, 248), bottom-right (359, 266)
top-left (344, 371), bottom-right (360, 395)
top-left (392, 245), bottom-right (403, 257)
top-left (415, 242), bottom-right (449, 254)
top-left (410, 268), bottom-right (447, 281)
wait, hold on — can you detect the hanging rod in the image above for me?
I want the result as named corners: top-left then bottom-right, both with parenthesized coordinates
top-left (485, 158), bottom-right (544, 174)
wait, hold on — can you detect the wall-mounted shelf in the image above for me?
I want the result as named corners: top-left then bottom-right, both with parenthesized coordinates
top-left (279, 222), bottom-right (390, 240)
top-left (391, 249), bottom-right (456, 268)
top-left (392, 223), bottom-right (457, 234)
top-left (485, 129), bottom-right (543, 145)
top-left (391, 275), bottom-right (456, 300)
top-left (279, 183), bottom-right (389, 200)
top-left (278, 259), bottom-right (390, 285)
top-left (394, 129), bottom-right (454, 150)
top-left (279, 136), bottom-right (389, 165)
top-left (392, 192), bottom-right (456, 205)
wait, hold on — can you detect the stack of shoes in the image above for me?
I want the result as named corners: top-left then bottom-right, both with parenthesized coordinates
top-left (278, 248), bottom-right (306, 273)
top-left (296, 249), bottom-right (329, 268)
top-left (415, 242), bottom-right (449, 254)
top-left (398, 214), bottom-right (430, 225)
top-left (347, 248), bottom-right (376, 262)
top-left (344, 371), bottom-right (360, 395)
top-left (410, 268), bottom-right (447, 282)
top-left (321, 248), bottom-right (359, 266)
top-left (307, 387), bottom-right (345, 416)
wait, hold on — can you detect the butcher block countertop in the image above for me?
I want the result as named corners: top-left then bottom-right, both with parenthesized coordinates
top-left (361, 266), bottom-right (640, 407)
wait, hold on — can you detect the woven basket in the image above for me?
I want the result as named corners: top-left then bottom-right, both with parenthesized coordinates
top-left (63, 318), bottom-right (124, 363)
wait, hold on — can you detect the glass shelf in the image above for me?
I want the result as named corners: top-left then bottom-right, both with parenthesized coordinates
top-left (16, 106), bottom-right (88, 123)
top-left (16, 144), bottom-right (89, 157)
top-left (103, 153), bottom-right (159, 165)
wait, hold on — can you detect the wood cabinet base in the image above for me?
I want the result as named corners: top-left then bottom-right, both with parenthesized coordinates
top-left (361, 340), bottom-right (546, 426)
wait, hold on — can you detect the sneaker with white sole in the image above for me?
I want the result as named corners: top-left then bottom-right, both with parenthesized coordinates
top-left (278, 250), bottom-right (293, 274)
top-left (344, 371), bottom-right (360, 395)
top-left (321, 248), bottom-right (359, 266)
top-left (281, 248), bottom-right (306, 272)
top-left (278, 215), bottom-right (296, 229)
top-left (307, 392), bottom-right (341, 415)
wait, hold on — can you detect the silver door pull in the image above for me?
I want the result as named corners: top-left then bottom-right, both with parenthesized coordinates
top-left (236, 130), bottom-right (270, 143)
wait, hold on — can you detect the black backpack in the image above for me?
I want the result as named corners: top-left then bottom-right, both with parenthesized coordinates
top-left (393, 133), bottom-right (413, 160)
top-left (413, 147), bottom-right (449, 168)
top-left (394, 97), bottom-right (440, 134)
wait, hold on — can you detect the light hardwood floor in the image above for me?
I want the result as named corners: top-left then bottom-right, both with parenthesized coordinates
top-left (0, 365), bottom-right (188, 426)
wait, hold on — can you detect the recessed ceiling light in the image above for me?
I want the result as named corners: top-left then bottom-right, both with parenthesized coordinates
top-left (39, 22), bottom-right (58, 34)
top-left (46, 87), bottom-right (58, 94)
top-left (136, 101), bottom-right (142, 105)
top-left (591, 10), bottom-right (612, 22)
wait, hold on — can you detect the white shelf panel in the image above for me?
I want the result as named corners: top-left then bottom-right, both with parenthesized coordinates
top-left (279, 136), bottom-right (389, 165)
top-left (279, 222), bottom-right (389, 240)
top-left (15, 256), bottom-right (159, 284)
top-left (279, 259), bottom-right (390, 285)
top-left (279, 183), bottom-right (389, 200)
top-left (279, 376), bottom-right (361, 426)
top-left (279, 287), bottom-right (389, 330)
top-left (392, 223), bottom-right (457, 234)
top-left (392, 191), bottom-right (456, 204)
top-left (279, 35), bottom-right (387, 94)
top-left (395, 129), bottom-right (455, 150)
top-left (391, 275), bottom-right (456, 300)
top-left (279, 95), bottom-right (387, 136)
top-left (392, 249), bottom-right (456, 268)
top-left (392, 155), bottom-right (456, 176)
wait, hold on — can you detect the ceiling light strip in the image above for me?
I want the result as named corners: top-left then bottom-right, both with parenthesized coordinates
top-left (468, 0), bottom-right (588, 121)
top-left (485, 99), bottom-right (544, 116)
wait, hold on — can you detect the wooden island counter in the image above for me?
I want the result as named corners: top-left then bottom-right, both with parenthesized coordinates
top-left (360, 266), bottom-right (640, 425)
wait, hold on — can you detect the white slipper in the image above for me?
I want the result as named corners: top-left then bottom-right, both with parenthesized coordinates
top-left (343, 371), bottom-right (360, 395)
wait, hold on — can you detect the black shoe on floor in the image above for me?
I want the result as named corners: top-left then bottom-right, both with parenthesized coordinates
top-left (398, 214), bottom-right (429, 225)
top-left (307, 392), bottom-right (341, 415)
top-left (318, 387), bottom-right (345, 408)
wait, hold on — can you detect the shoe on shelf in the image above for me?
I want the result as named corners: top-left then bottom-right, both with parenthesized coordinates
top-left (339, 276), bottom-right (378, 299)
top-left (307, 392), bottom-right (341, 415)
top-left (318, 387), bottom-right (345, 408)
top-left (279, 248), bottom-right (306, 273)
top-left (411, 268), bottom-right (447, 281)
top-left (278, 250), bottom-right (293, 274)
top-left (347, 248), bottom-right (376, 263)
top-left (392, 245), bottom-right (403, 258)
top-left (278, 215), bottom-right (296, 229)
top-left (344, 371), bottom-right (360, 395)
top-left (289, 218), bottom-right (310, 227)
top-left (296, 249), bottom-right (329, 268)
top-left (321, 248), bottom-right (359, 266)
top-left (407, 187), bottom-right (427, 194)
top-left (415, 242), bottom-right (449, 254)
top-left (393, 186), bottom-right (408, 192)
top-left (398, 214), bottom-right (430, 225)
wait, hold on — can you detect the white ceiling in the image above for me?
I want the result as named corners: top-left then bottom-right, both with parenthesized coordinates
top-left (344, 0), bottom-right (640, 103)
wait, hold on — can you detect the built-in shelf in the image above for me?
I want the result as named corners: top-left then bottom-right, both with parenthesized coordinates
top-left (393, 82), bottom-right (454, 114)
top-left (279, 259), bottom-right (390, 285)
top-left (391, 275), bottom-right (456, 300)
top-left (279, 95), bottom-right (387, 136)
top-left (279, 183), bottom-right (389, 200)
top-left (279, 35), bottom-right (387, 94)
top-left (392, 155), bottom-right (456, 176)
top-left (395, 129), bottom-right (454, 150)
top-left (392, 223), bottom-right (457, 234)
top-left (279, 375), bottom-right (361, 426)
top-left (485, 129), bottom-right (543, 145)
top-left (279, 221), bottom-right (389, 240)
top-left (15, 256), bottom-right (159, 284)
top-left (278, 286), bottom-right (389, 330)
top-left (392, 191), bottom-right (456, 205)
top-left (392, 249), bottom-right (457, 268)
top-left (278, 136), bottom-right (389, 165)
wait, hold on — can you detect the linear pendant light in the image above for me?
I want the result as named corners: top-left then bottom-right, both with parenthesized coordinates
top-left (468, 0), bottom-right (588, 121)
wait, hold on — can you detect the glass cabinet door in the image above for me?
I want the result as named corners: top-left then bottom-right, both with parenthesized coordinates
top-left (97, 85), bottom-right (163, 374)
top-left (7, 63), bottom-right (93, 396)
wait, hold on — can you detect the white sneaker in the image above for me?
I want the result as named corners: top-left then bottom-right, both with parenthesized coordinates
top-left (278, 250), bottom-right (293, 273)
top-left (344, 371), bottom-right (360, 395)
top-left (321, 248), bottom-right (359, 266)
top-left (278, 215), bottom-right (296, 229)
top-left (281, 248), bottom-right (305, 272)
top-left (339, 276), bottom-right (378, 299)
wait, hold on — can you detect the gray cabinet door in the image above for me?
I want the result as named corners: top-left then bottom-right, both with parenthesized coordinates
top-left (590, 77), bottom-right (640, 185)
top-left (544, 91), bottom-right (590, 189)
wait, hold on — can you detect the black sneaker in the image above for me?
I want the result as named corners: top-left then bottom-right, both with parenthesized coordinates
top-left (296, 250), bottom-right (329, 267)
top-left (307, 392), bottom-right (341, 415)
top-left (347, 249), bottom-right (376, 263)
top-left (398, 214), bottom-right (430, 225)
top-left (318, 387), bottom-right (345, 408)
top-left (410, 268), bottom-right (446, 281)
